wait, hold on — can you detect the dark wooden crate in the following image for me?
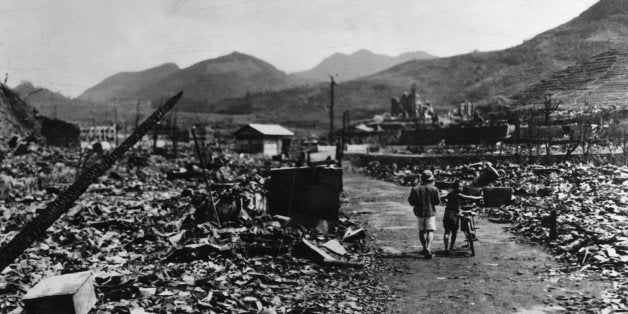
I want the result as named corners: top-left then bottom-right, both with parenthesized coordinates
top-left (268, 166), bottom-right (342, 221)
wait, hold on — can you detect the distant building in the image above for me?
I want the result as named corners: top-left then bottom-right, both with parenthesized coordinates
top-left (234, 124), bottom-right (294, 156)
top-left (80, 126), bottom-right (116, 143)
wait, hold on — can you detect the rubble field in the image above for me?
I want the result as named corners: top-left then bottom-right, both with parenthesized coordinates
top-left (363, 160), bottom-right (628, 312)
top-left (0, 145), bottom-right (393, 314)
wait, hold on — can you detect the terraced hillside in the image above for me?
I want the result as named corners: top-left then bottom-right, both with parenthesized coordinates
top-left (215, 0), bottom-right (628, 133)
top-left (512, 49), bottom-right (628, 106)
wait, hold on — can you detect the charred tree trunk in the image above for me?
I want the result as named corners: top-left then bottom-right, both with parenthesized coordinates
top-left (113, 108), bottom-right (118, 147)
top-left (623, 132), bottom-right (628, 166)
top-left (545, 132), bottom-right (552, 164)
top-left (191, 128), bottom-right (220, 226)
top-left (543, 93), bottom-right (560, 125)
top-left (329, 76), bottom-right (336, 144)
top-left (527, 110), bottom-right (535, 159)
top-left (564, 129), bottom-right (580, 161)
top-left (152, 121), bottom-right (159, 153)
top-left (135, 100), bottom-right (141, 131)
top-left (0, 92), bottom-right (183, 272)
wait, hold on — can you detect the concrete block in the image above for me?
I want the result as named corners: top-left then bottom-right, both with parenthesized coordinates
top-left (23, 271), bottom-right (96, 314)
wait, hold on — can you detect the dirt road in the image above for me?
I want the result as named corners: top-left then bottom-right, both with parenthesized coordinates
top-left (341, 171), bottom-right (609, 313)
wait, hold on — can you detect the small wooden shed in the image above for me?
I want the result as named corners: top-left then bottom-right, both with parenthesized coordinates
top-left (234, 124), bottom-right (294, 156)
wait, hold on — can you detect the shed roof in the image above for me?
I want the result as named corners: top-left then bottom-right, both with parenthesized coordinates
top-left (235, 124), bottom-right (294, 137)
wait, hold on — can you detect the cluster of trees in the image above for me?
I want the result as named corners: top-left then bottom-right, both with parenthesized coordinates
top-left (515, 93), bottom-right (628, 164)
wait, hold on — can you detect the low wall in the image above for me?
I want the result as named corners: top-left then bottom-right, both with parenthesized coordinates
top-left (346, 152), bottom-right (624, 168)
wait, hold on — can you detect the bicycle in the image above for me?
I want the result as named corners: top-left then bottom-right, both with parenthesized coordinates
top-left (457, 209), bottom-right (478, 257)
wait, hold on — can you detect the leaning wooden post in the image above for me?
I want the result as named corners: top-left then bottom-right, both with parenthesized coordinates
top-left (172, 110), bottom-right (178, 158)
top-left (191, 127), bottom-right (221, 226)
top-left (0, 91), bottom-right (183, 272)
top-left (329, 76), bottom-right (336, 144)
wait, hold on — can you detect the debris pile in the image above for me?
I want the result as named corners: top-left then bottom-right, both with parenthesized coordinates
top-left (487, 163), bottom-right (628, 312)
top-left (0, 147), bottom-right (391, 313)
top-left (362, 160), bottom-right (628, 311)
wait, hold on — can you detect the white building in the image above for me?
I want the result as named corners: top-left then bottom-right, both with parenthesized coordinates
top-left (80, 126), bottom-right (116, 143)
top-left (234, 124), bottom-right (294, 156)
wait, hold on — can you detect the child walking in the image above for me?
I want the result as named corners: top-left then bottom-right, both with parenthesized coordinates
top-left (442, 181), bottom-right (482, 255)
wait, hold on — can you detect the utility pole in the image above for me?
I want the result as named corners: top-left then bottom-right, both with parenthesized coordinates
top-left (329, 76), bottom-right (336, 144)
top-left (135, 100), bottom-right (141, 130)
top-left (113, 108), bottom-right (118, 146)
top-left (342, 111), bottom-right (347, 147)
top-left (172, 110), bottom-right (178, 158)
top-left (339, 110), bottom-right (348, 166)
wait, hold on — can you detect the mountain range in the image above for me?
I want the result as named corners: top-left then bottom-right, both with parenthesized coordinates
top-left (214, 0), bottom-right (628, 131)
top-left (78, 48), bottom-right (435, 105)
top-left (78, 63), bottom-right (180, 103)
top-left (78, 52), bottom-right (302, 104)
top-left (15, 0), bottom-right (628, 134)
top-left (292, 49), bottom-right (436, 82)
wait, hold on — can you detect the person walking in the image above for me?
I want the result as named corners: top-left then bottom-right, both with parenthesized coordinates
top-left (441, 181), bottom-right (482, 255)
top-left (408, 170), bottom-right (440, 259)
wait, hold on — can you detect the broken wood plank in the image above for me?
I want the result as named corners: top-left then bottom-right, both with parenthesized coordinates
top-left (321, 259), bottom-right (363, 269)
top-left (293, 239), bottom-right (335, 263)
top-left (342, 227), bottom-right (366, 242)
top-left (322, 239), bottom-right (347, 255)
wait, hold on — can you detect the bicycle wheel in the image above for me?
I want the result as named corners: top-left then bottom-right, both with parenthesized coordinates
top-left (464, 220), bottom-right (475, 256)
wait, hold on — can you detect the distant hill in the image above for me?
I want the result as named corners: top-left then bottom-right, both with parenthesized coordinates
top-left (13, 81), bottom-right (251, 132)
top-left (78, 52), bottom-right (302, 106)
top-left (0, 84), bottom-right (41, 144)
top-left (14, 81), bottom-right (75, 105)
top-left (15, 81), bottom-right (139, 127)
top-left (292, 49), bottom-right (436, 82)
top-left (14, 81), bottom-right (75, 116)
top-left (14, 81), bottom-right (94, 122)
top-left (78, 63), bottom-right (180, 103)
top-left (217, 0), bottom-right (628, 133)
top-left (511, 49), bottom-right (628, 106)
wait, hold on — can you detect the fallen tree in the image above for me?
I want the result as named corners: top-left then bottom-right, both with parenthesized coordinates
top-left (0, 91), bottom-right (183, 272)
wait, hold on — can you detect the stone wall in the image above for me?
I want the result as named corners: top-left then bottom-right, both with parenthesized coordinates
top-left (346, 152), bottom-right (624, 169)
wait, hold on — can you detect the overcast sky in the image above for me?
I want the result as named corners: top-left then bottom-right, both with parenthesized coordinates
top-left (1, 0), bottom-right (598, 97)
